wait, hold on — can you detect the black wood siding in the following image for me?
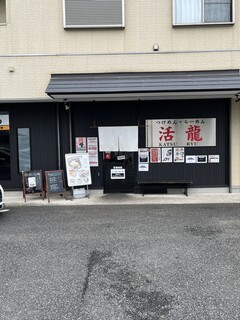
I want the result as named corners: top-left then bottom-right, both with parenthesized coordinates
top-left (0, 103), bottom-right (59, 190)
top-left (71, 99), bottom-right (229, 188)
top-left (0, 98), bottom-right (230, 190)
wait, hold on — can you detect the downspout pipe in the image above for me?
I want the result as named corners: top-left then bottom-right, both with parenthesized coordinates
top-left (56, 102), bottom-right (61, 170)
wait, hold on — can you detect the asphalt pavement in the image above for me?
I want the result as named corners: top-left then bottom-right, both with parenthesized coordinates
top-left (0, 204), bottom-right (239, 320)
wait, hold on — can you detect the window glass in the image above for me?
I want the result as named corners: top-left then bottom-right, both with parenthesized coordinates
top-left (0, 114), bottom-right (10, 180)
top-left (0, 0), bottom-right (6, 24)
top-left (204, 0), bottom-right (231, 23)
top-left (174, 0), bottom-right (232, 24)
top-left (18, 128), bottom-right (31, 172)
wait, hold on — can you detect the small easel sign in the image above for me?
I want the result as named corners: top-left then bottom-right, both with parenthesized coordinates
top-left (22, 170), bottom-right (44, 202)
top-left (45, 170), bottom-right (66, 203)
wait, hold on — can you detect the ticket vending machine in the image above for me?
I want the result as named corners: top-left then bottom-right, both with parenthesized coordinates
top-left (103, 152), bottom-right (136, 193)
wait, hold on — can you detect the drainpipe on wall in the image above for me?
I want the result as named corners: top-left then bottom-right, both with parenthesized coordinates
top-left (56, 103), bottom-right (61, 170)
top-left (228, 100), bottom-right (232, 193)
top-left (68, 104), bottom-right (72, 153)
top-left (63, 99), bottom-right (72, 153)
top-left (65, 100), bottom-right (73, 197)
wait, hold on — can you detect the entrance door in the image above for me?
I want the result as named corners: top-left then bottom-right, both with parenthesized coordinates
top-left (103, 152), bottom-right (136, 193)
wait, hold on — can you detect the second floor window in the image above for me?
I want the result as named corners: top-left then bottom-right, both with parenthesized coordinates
top-left (173, 0), bottom-right (233, 25)
top-left (0, 0), bottom-right (6, 24)
top-left (63, 0), bottom-right (125, 29)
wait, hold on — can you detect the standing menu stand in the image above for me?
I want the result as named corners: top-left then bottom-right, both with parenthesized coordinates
top-left (65, 153), bottom-right (92, 200)
top-left (22, 170), bottom-right (44, 202)
top-left (45, 170), bottom-right (66, 203)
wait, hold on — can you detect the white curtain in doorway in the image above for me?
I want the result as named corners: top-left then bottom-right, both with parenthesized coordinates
top-left (98, 126), bottom-right (138, 152)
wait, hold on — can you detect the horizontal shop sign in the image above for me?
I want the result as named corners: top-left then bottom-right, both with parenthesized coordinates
top-left (146, 118), bottom-right (216, 147)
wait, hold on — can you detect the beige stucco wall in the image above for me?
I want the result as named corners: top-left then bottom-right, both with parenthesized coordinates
top-left (0, 1), bottom-right (240, 100)
top-left (230, 100), bottom-right (240, 191)
top-left (0, 0), bottom-right (240, 189)
top-left (0, 1), bottom-right (239, 55)
top-left (0, 51), bottom-right (239, 101)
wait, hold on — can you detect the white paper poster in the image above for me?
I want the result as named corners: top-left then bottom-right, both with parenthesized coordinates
top-left (111, 168), bottom-right (125, 179)
top-left (75, 137), bottom-right (87, 153)
top-left (65, 153), bottom-right (92, 186)
top-left (87, 137), bottom-right (99, 167)
top-left (208, 155), bottom-right (220, 163)
top-left (196, 155), bottom-right (207, 163)
top-left (162, 148), bottom-right (173, 163)
top-left (186, 156), bottom-right (196, 163)
top-left (28, 176), bottom-right (36, 188)
top-left (174, 148), bottom-right (185, 163)
top-left (138, 163), bottom-right (149, 171)
top-left (138, 148), bottom-right (149, 163)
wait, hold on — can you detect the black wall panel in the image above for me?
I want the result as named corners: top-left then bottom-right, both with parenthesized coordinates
top-left (71, 99), bottom-right (229, 189)
top-left (0, 98), bottom-right (230, 190)
top-left (138, 99), bottom-right (230, 187)
top-left (0, 103), bottom-right (58, 190)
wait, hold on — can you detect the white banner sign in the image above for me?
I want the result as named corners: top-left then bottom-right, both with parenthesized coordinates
top-left (146, 118), bottom-right (216, 147)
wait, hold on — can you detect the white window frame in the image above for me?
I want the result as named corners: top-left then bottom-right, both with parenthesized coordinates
top-left (173, 0), bottom-right (235, 26)
top-left (62, 0), bottom-right (125, 29)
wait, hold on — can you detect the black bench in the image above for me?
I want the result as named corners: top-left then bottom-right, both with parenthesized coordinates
top-left (138, 180), bottom-right (193, 197)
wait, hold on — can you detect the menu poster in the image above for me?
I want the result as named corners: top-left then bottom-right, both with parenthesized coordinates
top-left (65, 153), bottom-right (92, 187)
top-left (150, 148), bottom-right (161, 163)
top-left (174, 148), bottom-right (185, 163)
top-left (162, 148), bottom-right (173, 163)
top-left (45, 170), bottom-right (65, 194)
top-left (76, 137), bottom-right (87, 153)
top-left (45, 170), bottom-right (66, 203)
top-left (87, 137), bottom-right (99, 167)
top-left (138, 148), bottom-right (149, 163)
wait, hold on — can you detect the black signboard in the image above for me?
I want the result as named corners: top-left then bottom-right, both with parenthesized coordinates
top-left (22, 170), bottom-right (44, 202)
top-left (45, 170), bottom-right (66, 203)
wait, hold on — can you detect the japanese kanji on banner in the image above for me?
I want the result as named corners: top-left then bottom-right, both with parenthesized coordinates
top-left (146, 118), bottom-right (216, 147)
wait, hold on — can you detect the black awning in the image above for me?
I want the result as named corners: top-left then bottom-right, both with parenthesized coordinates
top-left (45, 70), bottom-right (240, 101)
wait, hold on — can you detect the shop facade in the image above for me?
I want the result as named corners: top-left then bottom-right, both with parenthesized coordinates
top-left (0, 92), bottom-right (234, 193)
top-left (1, 1), bottom-right (240, 193)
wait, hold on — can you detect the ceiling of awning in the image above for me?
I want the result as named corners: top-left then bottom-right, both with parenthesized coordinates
top-left (45, 70), bottom-right (240, 101)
